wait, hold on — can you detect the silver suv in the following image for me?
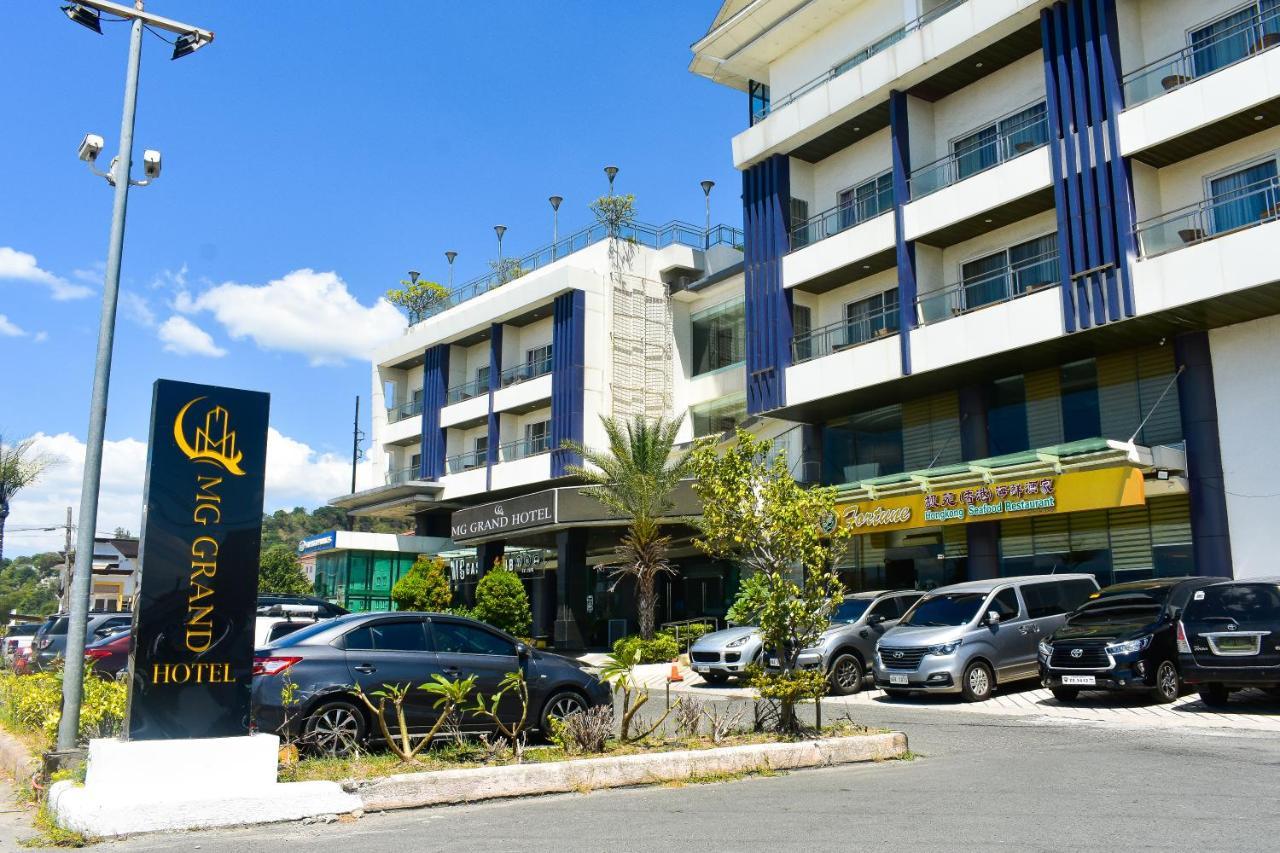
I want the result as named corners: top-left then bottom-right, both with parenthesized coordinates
top-left (782, 590), bottom-right (923, 695)
top-left (874, 574), bottom-right (1099, 702)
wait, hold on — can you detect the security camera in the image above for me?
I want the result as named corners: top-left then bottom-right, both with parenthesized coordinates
top-left (78, 133), bottom-right (104, 163)
top-left (143, 150), bottom-right (162, 179)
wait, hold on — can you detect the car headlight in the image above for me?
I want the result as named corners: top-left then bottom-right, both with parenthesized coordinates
top-left (1105, 636), bottom-right (1151, 656)
top-left (725, 635), bottom-right (750, 648)
top-left (1038, 640), bottom-right (1053, 658)
top-left (927, 639), bottom-right (962, 656)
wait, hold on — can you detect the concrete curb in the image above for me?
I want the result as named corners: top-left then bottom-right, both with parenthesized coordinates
top-left (0, 728), bottom-right (39, 791)
top-left (357, 731), bottom-right (907, 811)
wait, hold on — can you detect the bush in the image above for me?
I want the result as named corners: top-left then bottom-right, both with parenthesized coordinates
top-left (662, 623), bottom-right (711, 650)
top-left (0, 667), bottom-right (126, 748)
top-left (612, 633), bottom-right (679, 664)
top-left (391, 555), bottom-right (453, 612)
top-left (473, 560), bottom-right (532, 637)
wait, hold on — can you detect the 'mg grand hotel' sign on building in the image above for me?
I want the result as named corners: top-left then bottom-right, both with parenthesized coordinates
top-left (126, 380), bottom-right (269, 741)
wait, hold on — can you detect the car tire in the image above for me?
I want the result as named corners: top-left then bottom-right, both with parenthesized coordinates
top-left (1198, 683), bottom-right (1232, 708)
top-left (540, 690), bottom-right (588, 733)
top-left (827, 653), bottom-right (864, 696)
top-left (1150, 660), bottom-right (1180, 705)
top-left (961, 661), bottom-right (995, 703)
top-left (1051, 687), bottom-right (1079, 702)
top-left (702, 671), bottom-right (729, 684)
top-left (303, 699), bottom-right (366, 756)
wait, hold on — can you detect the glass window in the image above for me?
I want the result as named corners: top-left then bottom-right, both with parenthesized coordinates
top-left (989, 587), bottom-right (1022, 621)
top-left (823, 404), bottom-right (904, 484)
top-left (748, 79), bottom-right (770, 124)
top-left (962, 234), bottom-right (1058, 311)
top-left (432, 621), bottom-right (517, 656)
top-left (1070, 587), bottom-right (1170, 624)
top-left (1190, 4), bottom-right (1266, 77)
top-left (901, 592), bottom-right (987, 627)
top-left (691, 394), bottom-right (748, 438)
top-left (691, 298), bottom-right (746, 375)
top-left (526, 344), bottom-right (553, 371)
top-left (344, 619), bottom-right (430, 652)
top-left (838, 173), bottom-right (893, 229)
top-left (1187, 582), bottom-right (1280, 622)
top-left (525, 420), bottom-right (549, 454)
top-left (1209, 159), bottom-right (1279, 234)
top-left (953, 103), bottom-right (1047, 182)
top-left (792, 304), bottom-right (812, 362)
top-left (473, 436), bottom-right (489, 465)
top-left (1061, 359), bottom-right (1101, 442)
top-left (865, 597), bottom-right (899, 622)
top-left (843, 289), bottom-right (899, 348)
top-left (987, 376), bottom-right (1029, 456)
top-left (832, 598), bottom-right (873, 624)
top-left (476, 365), bottom-right (491, 388)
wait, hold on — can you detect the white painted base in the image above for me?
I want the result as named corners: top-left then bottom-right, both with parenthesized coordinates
top-left (48, 735), bottom-right (361, 838)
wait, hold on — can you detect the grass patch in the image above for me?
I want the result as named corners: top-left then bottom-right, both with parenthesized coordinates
top-left (19, 803), bottom-right (91, 849)
top-left (665, 766), bottom-right (781, 788)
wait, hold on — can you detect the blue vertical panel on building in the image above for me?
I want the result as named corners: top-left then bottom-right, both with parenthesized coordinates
top-left (890, 90), bottom-right (915, 375)
top-left (550, 290), bottom-right (585, 477)
top-left (1040, 0), bottom-right (1137, 332)
top-left (742, 154), bottom-right (793, 415)
top-left (1174, 332), bottom-right (1233, 578)
top-left (486, 323), bottom-right (503, 491)
top-left (420, 344), bottom-right (450, 480)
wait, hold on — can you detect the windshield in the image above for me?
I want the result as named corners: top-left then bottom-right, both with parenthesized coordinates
top-left (1070, 588), bottom-right (1169, 623)
top-left (261, 617), bottom-right (348, 648)
top-left (900, 593), bottom-right (986, 627)
top-left (831, 599), bottom-right (872, 624)
top-left (1187, 583), bottom-right (1280, 622)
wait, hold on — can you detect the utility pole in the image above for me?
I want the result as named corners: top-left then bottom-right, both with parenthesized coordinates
top-left (61, 507), bottom-right (73, 613)
top-left (350, 395), bottom-right (363, 494)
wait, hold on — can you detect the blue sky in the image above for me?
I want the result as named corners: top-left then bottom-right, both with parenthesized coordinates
top-left (0, 1), bottom-right (740, 553)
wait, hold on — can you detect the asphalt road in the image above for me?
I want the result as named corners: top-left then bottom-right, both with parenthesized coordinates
top-left (47, 698), bottom-right (1278, 853)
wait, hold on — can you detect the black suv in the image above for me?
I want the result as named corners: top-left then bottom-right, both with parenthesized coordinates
top-left (1039, 577), bottom-right (1217, 704)
top-left (1178, 577), bottom-right (1280, 707)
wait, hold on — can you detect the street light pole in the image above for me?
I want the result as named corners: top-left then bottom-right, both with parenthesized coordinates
top-left (700, 180), bottom-right (715, 249)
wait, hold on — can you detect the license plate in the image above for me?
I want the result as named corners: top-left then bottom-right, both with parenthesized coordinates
top-left (889, 674), bottom-right (908, 685)
top-left (768, 658), bottom-right (779, 668)
top-left (694, 665), bottom-right (708, 673)
top-left (1214, 637), bottom-right (1258, 654)
top-left (1061, 675), bottom-right (1096, 686)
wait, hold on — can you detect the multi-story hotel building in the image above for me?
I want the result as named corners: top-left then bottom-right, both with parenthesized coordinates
top-left (335, 0), bottom-right (1280, 647)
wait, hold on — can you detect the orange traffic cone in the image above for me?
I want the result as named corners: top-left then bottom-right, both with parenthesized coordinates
top-left (668, 659), bottom-right (684, 683)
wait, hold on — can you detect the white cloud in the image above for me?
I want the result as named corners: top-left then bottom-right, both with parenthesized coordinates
top-left (121, 291), bottom-right (156, 327)
top-left (0, 247), bottom-right (94, 301)
top-left (32, 331), bottom-right (48, 343)
top-left (0, 314), bottom-right (24, 337)
top-left (3, 429), bottom-right (372, 556)
top-left (177, 269), bottom-right (406, 366)
top-left (157, 315), bottom-right (226, 357)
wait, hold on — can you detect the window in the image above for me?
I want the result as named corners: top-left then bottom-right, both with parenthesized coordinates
top-left (1190, 2), bottom-right (1280, 78)
top-left (838, 172), bottom-right (893, 230)
top-left (473, 436), bottom-right (489, 466)
top-left (1188, 583), bottom-right (1280, 622)
top-left (344, 619), bottom-right (430, 652)
top-left (410, 453), bottom-right (421, 472)
top-left (961, 234), bottom-right (1058, 311)
top-left (524, 420), bottom-right (550, 454)
top-left (866, 597), bottom-right (900, 623)
top-left (526, 344), bottom-right (552, 372)
top-left (432, 621), bottom-right (516, 656)
top-left (1060, 359), bottom-right (1101, 442)
top-left (1209, 159), bottom-right (1279, 234)
top-left (843, 289), bottom-right (899, 347)
top-left (475, 365), bottom-right (490, 390)
top-left (691, 394), bottom-right (747, 438)
top-left (823, 404), bottom-right (904, 484)
top-left (748, 79), bottom-right (770, 124)
top-left (953, 102), bottom-right (1048, 181)
top-left (789, 197), bottom-right (809, 230)
top-left (792, 304), bottom-right (812, 362)
top-left (987, 376), bottom-right (1029, 456)
top-left (691, 298), bottom-right (746, 375)
top-left (1021, 582), bottom-right (1071, 620)
top-left (989, 588), bottom-right (1022, 621)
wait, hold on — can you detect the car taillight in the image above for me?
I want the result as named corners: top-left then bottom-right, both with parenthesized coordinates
top-left (85, 648), bottom-right (111, 660)
top-left (37, 638), bottom-right (52, 650)
top-left (253, 656), bottom-right (302, 676)
top-left (1176, 620), bottom-right (1191, 654)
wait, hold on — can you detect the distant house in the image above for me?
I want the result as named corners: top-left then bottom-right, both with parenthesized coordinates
top-left (82, 537), bottom-right (138, 612)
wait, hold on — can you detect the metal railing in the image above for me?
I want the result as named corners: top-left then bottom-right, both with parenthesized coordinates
top-left (385, 465), bottom-right (421, 485)
top-left (446, 376), bottom-right (488, 405)
top-left (909, 101), bottom-right (1049, 199)
top-left (790, 170), bottom-right (893, 251)
top-left (916, 248), bottom-right (1060, 324)
top-left (1123, 6), bottom-right (1280, 106)
top-left (791, 306), bottom-right (900, 364)
top-left (751, 0), bottom-right (967, 124)
top-left (445, 449), bottom-right (488, 474)
top-left (497, 434), bottom-right (551, 463)
top-left (1135, 176), bottom-right (1280, 258)
top-left (386, 395), bottom-right (423, 424)
top-left (408, 219), bottom-right (745, 325)
top-left (500, 354), bottom-right (553, 388)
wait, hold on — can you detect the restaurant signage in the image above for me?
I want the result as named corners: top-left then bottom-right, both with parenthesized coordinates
top-left (451, 490), bottom-right (557, 542)
top-left (449, 547), bottom-right (547, 583)
top-left (125, 380), bottom-right (270, 740)
top-left (838, 467), bottom-right (1145, 535)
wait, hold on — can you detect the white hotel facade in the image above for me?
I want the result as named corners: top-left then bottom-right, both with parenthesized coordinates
top-left (334, 0), bottom-right (1280, 648)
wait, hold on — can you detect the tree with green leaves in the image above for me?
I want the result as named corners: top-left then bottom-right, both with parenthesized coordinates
top-left (258, 544), bottom-right (312, 596)
top-left (385, 276), bottom-right (450, 322)
top-left (391, 554), bottom-right (453, 612)
top-left (590, 193), bottom-right (636, 239)
top-left (564, 415), bottom-right (692, 640)
top-left (0, 433), bottom-right (57, 565)
top-left (690, 429), bottom-right (849, 732)
top-left (474, 557), bottom-right (532, 637)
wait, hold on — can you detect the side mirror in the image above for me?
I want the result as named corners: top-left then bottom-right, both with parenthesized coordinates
top-left (867, 613), bottom-right (886, 626)
top-left (985, 610), bottom-right (1002, 626)
top-left (515, 642), bottom-right (530, 659)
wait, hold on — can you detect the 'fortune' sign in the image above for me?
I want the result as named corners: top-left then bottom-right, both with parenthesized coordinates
top-left (125, 380), bottom-right (270, 740)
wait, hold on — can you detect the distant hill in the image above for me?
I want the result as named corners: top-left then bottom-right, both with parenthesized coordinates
top-left (260, 506), bottom-right (409, 552)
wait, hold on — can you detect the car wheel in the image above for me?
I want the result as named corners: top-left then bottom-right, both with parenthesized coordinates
top-left (1150, 660), bottom-right (1180, 705)
top-left (702, 671), bottom-right (729, 684)
top-left (827, 653), bottom-right (864, 696)
top-left (961, 661), bottom-right (994, 703)
top-left (1198, 683), bottom-right (1232, 708)
top-left (303, 699), bottom-right (365, 756)
top-left (1051, 687), bottom-right (1079, 702)
top-left (540, 690), bottom-right (587, 733)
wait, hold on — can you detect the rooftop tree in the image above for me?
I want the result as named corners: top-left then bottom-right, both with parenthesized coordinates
top-left (0, 433), bottom-right (58, 565)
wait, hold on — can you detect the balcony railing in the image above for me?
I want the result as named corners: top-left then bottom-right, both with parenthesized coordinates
top-left (408, 219), bottom-right (745, 324)
top-left (791, 307), bottom-right (900, 364)
top-left (751, 0), bottom-right (967, 124)
top-left (446, 449), bottom-right (488, 474)
top-left (385, 465), bottom-right (421, 485)
top-left (1123, 6), bottom-right (1280, 107)
top-left (790, 171), bottom-right (893, 251)
top-left (916, 248), bottom-right (1060, 324)
top-left (446, 376), bottom-right (489, 405)
top-left (386, 395), bottom-right (423, 424)
top-left (909, 101), bottom-right (1049, 199)
top-left (500, 354), bottom-right (553, 388)
top-left (497, 434), bottom-right (551, 463)
top-left (1135, 176), bottom-right (1280, 258)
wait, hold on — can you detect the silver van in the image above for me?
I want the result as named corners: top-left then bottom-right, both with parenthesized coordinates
top-left (873, 574), bottom-right (1099, 702)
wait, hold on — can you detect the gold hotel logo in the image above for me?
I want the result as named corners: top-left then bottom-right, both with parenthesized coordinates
top-left (173, 397), bottom-right (246, 476)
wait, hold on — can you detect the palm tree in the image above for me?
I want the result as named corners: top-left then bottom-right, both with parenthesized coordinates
top-left (564, 415), bottom-right (691, 640)
top-left (0, 433), bottom-right (57, 564)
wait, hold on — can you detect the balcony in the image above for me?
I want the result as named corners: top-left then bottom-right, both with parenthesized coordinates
top-left (1123, 6), bottom-right (1280, 107)
top-left (446, 376), bottom-right (488, 405)
top-left (789, 172), bottom-right (893, 252)
top-left (791, 307), bottom-right (899, 365)
top-left (386, 395), bottom-right (423, 425)
top-left (1135, 177), bottom-right (1280, 258)
top-left (446, 449), bottom-right (488, 474)
top-left (500, 354), bottom-right (553, 388)
top-left (385, 465), bottom-right (421, 486)
top-left (497, 434), bottom-right (551, 463)
top-left (917, 248), bottom-right (1060, 324)
top-left (408, 220), bottom-right (744, 324)
top-left (910, 101), bottom-right (1048, 199)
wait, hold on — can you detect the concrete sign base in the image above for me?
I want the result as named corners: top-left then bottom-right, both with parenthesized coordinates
top-left (48, 734), bottom-right (360, 838)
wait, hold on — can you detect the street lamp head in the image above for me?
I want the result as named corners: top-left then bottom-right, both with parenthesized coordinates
top-left (445, 251), bottom-right (457, 265)
top-left (701, 179), bottom-right (715, 197)
top-left (604, 165), bottom-right (619, 187)
top-left (407, 270), bottom-right (420, 284)
top-left (172, 31), bottom-right (211, 61)
top-left (61, 4), bottom-right (102, 34)
top-left (549, 195), bottom-right (563, 211)
top-left (142, 150), bottom-right (162, 180)
top-left (77, 133), bottom-right (104, 164)
top-left (494, 225), bottom-right (507, 241)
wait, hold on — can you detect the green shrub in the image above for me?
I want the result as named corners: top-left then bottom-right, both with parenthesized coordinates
top-left (662, 623), bottom-right (711, 648)
top-left (473, 560), bottom-right (532, 637)
top-left (0, 667), bottom-right (126, 748)
top-left (391, 555), bottom-right (453, 612)
top-left (612, 633), bottom-right (679, 664)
